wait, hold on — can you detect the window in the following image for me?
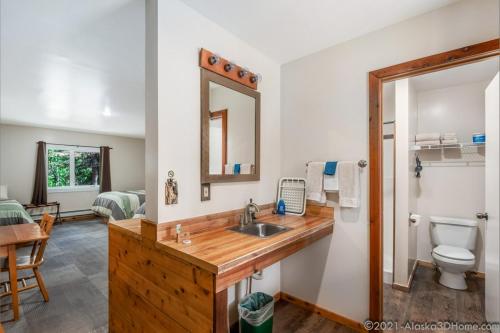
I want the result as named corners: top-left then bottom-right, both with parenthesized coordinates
top-left (47, 145), bottom-right (100, 192)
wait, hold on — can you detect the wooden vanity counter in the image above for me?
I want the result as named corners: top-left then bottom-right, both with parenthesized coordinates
top-left (109, 204), bottom-right (334, 332)
top-left (159, 211), bottom-right (334, 292)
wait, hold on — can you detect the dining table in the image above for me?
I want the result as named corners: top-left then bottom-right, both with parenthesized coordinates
top-left (0, 223), bottom-right (48, 321)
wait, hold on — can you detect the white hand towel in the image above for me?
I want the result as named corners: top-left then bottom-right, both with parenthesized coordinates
top-left (339, 161), bottom-right (360, 208)
top-left (306, 162), bottom-right (326, 203)
top-left (224, 164), bottom-right (234, 175)
top-left (324, 174), bottom-right (338, 192)
top-left (240, 163), bottom-right (252, 175)
top-left (415, 133), bottom-right (440, 142)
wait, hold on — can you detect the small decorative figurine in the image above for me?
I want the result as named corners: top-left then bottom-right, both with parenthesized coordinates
top-left (165, 170), bottom-right (178, 205)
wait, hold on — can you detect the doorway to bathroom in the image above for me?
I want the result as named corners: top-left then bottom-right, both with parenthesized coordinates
top-left (368, 39), bottom-right (500, 328)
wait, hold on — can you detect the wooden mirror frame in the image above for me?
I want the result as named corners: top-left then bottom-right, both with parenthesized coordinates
top-left (368, 39), bottom-right (499, 322)
top-left (201, 69), bottom-right (261, 183)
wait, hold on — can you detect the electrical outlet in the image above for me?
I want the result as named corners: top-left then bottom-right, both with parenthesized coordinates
top-left (201, 183), bottom-right (210, 201)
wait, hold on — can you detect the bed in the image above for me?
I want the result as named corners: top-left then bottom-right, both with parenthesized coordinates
top-left (0, 200), bottom-right (35, 226)
top-left (91, 190), bottom-right (145, 221)
top-left (133, 202), bottom-right (146, 219)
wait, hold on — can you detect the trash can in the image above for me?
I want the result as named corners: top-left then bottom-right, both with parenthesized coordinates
top-left (238, 292), bottom-right (274, 333)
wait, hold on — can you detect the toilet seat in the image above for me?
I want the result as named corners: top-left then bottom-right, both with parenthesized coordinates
top-left (432, 245), bottom-right (475, 262)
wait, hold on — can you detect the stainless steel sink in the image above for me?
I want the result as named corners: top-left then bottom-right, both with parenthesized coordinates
top-left (227, 222), bottom-right (291, 238)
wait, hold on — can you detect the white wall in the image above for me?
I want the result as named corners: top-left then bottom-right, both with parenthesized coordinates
top-left (382, 82), bottom-right (395, 282)
top-left (408, 79), bottom-right (419, 274)
top-left (280, 0), bottom-right (498, 321)
top-left (209, 118), bottom-right (223, 174)
top-left (148, 0), bottom-right (282, 322)
top-left (413, 80), bottom-right (488, 272)
top-left (0, 124), bottom-right (145, 212)
top-left (152, 0), bottom-right (281, 223)
top-left (416, 80), bottom-right (487, 142)
top-left (394, 79), bottom-right (413, 285)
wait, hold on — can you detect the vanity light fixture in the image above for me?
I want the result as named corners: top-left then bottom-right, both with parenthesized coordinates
top-left (208, 54), bottom-right (220, 65)
top-left (199, 48), bottom-right (259, 90)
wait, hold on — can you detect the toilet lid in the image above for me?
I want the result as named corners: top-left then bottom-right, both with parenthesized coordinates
top-left (433, 245), bottom-right (475, 261)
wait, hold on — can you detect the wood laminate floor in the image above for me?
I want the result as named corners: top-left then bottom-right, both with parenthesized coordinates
top-left (272, 300), bottom-right (357, 333)
top-left (384, 265), bottom-right (486, 332)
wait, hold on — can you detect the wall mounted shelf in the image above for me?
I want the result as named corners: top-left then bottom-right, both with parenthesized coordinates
top-left (410, 142), bottom-right (485, 151)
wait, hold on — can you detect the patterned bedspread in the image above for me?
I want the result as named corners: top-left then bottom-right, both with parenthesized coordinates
top-left (91, 190), bottom-right (145, 221)
top-left (0, 200), bottom-right (34, 226)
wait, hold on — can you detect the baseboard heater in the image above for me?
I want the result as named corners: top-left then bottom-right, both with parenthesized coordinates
top-left (31, 209), bottom-right (97, 221)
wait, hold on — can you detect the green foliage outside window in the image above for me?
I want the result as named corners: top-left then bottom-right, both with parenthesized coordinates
top-left (47, 148), bottom-right (100, 188)
top-left (48, 149), bottom-right (70, 187)
top-left (75, 152), bottom-right (100, 186)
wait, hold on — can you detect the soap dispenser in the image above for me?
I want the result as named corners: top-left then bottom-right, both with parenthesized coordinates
top-left (277, 199), bottom-right (286, 215)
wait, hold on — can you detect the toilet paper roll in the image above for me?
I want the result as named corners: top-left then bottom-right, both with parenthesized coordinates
top-left (409, 214), bottom-right (421, 226)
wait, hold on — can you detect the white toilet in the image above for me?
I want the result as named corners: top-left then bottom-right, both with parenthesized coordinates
top-left (430, 216), bottom-right (478, 290)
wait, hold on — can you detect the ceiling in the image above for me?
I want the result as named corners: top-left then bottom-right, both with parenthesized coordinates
top-left (0, 0), bottom-right (145, 138)
top-left (411, 57), bottom-right (499, 92)
top-left (180, 0), bottom-right (458, 64)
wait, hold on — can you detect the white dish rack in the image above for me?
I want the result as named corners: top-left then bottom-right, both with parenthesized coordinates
top-left (276, 177), bottom-right (307, 216)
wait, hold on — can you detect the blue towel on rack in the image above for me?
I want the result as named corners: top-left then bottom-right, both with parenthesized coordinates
top-left (324, 161), bottom-right (338, 175)
top-left (234, 164), bottom-right (241, 175)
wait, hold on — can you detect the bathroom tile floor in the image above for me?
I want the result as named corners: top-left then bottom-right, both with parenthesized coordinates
top-left (384, 265), bottom-right (486, 332)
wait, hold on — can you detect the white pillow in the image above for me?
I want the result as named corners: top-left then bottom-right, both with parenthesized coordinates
top-left (0, 185), bottom-right (8, 200)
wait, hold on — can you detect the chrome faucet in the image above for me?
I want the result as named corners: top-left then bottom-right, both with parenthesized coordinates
top-left (242, 199), bottom-right (260, 226)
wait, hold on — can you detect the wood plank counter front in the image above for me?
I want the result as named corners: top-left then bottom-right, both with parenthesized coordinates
top-left (109, 204), bottom-right (334, 333)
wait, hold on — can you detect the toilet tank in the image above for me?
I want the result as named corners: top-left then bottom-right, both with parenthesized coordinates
top-left (430, 216), bottom-right (478, 250)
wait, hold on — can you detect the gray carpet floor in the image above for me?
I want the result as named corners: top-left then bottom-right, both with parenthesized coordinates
top-left (1, 220), bottom-right (108, 332)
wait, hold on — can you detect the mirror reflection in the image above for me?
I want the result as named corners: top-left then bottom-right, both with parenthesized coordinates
top-left (208, 82), bottom-right (256, 175)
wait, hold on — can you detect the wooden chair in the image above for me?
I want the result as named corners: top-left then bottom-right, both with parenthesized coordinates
top-left (0, 213), bottom-right (55, 302)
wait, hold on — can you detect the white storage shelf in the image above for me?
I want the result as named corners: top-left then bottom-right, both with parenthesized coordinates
top-left (410, 142), bottom-right (485, 151)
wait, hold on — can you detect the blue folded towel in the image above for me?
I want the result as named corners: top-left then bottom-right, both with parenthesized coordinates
top-left (234, 164), bottom-right (241, 175)
top-left (324, 161), bottom-right (338, 175)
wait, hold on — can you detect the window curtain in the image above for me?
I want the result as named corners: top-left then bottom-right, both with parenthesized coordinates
top-left (31, 141), bottom-right (47, 205)
top-left (99, 146), bottom-right (111, 193)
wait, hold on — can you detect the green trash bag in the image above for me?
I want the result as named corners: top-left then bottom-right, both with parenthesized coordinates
top-left (238, 292), bottom-right (274, 333)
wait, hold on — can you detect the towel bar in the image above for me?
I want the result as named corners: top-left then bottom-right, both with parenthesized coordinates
top-left (305, 160), bottom-right (367, 168)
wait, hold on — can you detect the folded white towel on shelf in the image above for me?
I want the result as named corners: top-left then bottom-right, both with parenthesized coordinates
top-left (224, 164), bottom-right (234, 175)
top-left (416, 140), bottom-right (441, 146)
top-left (324, 173), bottom-right (339, 192)
top-left (338, 161), bottom-right (360, 208)
top-left (240, 163), bottom-right (253, 175)
top-left (441, 138), bottom-right (458, 145)
top-left (441, 132), bottom-right (457, 139)
top-left (306, 162), bottom-right (326, 203)
top-left (416, 132), bottom-right (440, 142)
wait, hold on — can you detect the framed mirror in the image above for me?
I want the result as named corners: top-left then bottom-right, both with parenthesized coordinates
top-left (201, 69), bottom-right (260, 183)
